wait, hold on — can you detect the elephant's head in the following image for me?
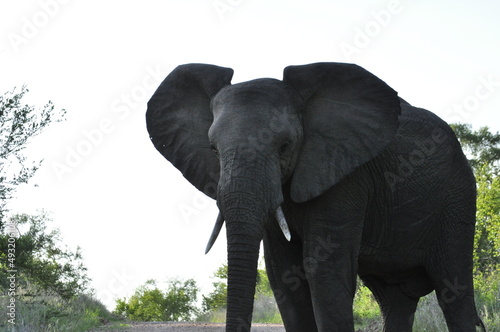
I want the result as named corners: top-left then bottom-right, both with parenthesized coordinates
top-left (146, 63), bottom-right (400, 331)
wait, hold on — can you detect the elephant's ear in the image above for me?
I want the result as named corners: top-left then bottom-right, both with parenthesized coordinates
top-left (146, 64), bottom-right (233, 199)
top-left (283, 63), bottom-right (400, 203)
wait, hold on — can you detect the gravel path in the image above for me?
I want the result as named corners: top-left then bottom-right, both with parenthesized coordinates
top-left (88, 320), bottom-right (384, 331)
top-left (88, 322), bottom-right (286, 332)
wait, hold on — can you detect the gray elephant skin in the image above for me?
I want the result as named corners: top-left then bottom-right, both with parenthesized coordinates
top-left (146, 63), bottom-right (484, 332)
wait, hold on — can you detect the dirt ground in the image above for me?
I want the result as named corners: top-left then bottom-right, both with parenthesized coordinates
top-left (88, 322), bottom-right (285, 332)
top-left (88, 321), bottom-right (382, 331)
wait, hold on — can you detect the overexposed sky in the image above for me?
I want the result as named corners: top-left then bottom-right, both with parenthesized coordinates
top-left (1, 0), bottom-right (499, 309)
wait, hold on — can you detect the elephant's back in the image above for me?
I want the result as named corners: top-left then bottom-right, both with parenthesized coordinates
top-left (360, 101), bottom-right (474, 261)
top-left (384, 100), bottom-right (470, 191)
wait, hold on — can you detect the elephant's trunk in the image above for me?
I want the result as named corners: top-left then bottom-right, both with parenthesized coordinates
top-left (216, 154), bottom-right (282, 332)
top-left (225, 218), bottom-right (262, 332)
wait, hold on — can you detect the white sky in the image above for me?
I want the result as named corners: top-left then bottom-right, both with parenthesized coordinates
top-left (1, 0), bottom-right (499, 310)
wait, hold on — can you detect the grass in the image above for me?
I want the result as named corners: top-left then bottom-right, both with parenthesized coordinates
top-left (474, 271), bottom-right (500, 331)
top-left (413, 293), bottom-right (452, 332)
top-left (252, 293), bottom-right (283, 324)
top-left (0, 290), bottom-right (121, 332)
top-left (199, 293), bottom-right (283, 324)
top-left (105, 271), bottom-right (500, 332)
top-left (199, 308), bottom-right (226, 323)
top-left (353, 283), bottom-right (381, 331)
top-left (200, 275), bottom-right (499, 331)
top-left (354, 270), bottom-right (500, 332)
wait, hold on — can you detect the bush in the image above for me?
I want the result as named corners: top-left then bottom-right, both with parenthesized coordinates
top-left (114, 278), bottom-right (199, 322)
top-left (474, 269), bottom-right (500, 331)
top-left (353, 282), bottom-right (381, 329)
top-left (0, 289), bottom-right (112, 332)
top-left (198, 307), bottom-right (226, 323)
top-left (354, 271), bottom-right (500, 332)
top-left (200, 262), bottom-right (283, 323)
top-left (201, 264), bottom-right (227, 313)
top-left (0, 212), bottom-right (106, 331)
top-left (253, 292), bottom-right (282, 324)
top-left (412, 293), bottom-right (448, 332)
top-left (0, 212), bottom-right (90, 300)
top-left (0, 86), bottom-right (66, 224)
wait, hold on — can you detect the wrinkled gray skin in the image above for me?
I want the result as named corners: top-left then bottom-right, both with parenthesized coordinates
top-left (146, 63), bottom-right (484, 332)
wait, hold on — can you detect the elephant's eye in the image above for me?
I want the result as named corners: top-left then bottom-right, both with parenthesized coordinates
top-left (279, 141), bottom-right (291, 155)
top-left (210, 144), bottom-right (219, 156)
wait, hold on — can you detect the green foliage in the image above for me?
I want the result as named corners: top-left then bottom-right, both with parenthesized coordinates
top-left (252, 291), bottom-right (282, 324)
top-left (353, 281), bottom-right (380, 328)
top-left (164, 278), bottom-right (199, 321)
top-left (202, 262), bottom-right (275, 313)
top-left (0, 290), bottom-right (114, 332)
top-left (0, 86), bottom-right (65, 225)
top-left (450, 123), bottom-right (500, 171)
top-left (410, 272), bottom-right (500, 332)
top-left (0, 88), bottom-right (109, 330)
top-left (0, 212), bottom-right (90, 300)
top-left (412, 293), bottom-right (448, 332)
top-left (202, 264), bottom-right (228, 313)
top-left (474, 269), bottom-right (500, 331)
top-left (199, 263), bottom-right (500, 329)
top-left (255, 267), bottom-right (273, 297)
top-left (452, 124), bottom-right (500, 276)
top-left (200, 262), bottom-right (282, 323)
top-left (114, 278), bottom-right (199, 322)
top-left (0, 212), bottom-right (99, 330)
top-left (354, 272), bottom-right (500, 332)
top-left (475, 165), bottom-right (500, 274)
top-left (253, 265), bottom-right (282, 324)
top-left (115, 280), bottom-right (167, 322)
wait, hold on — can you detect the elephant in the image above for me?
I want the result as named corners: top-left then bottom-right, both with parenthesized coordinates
top-left (146, 63), bottom-right (485, 332)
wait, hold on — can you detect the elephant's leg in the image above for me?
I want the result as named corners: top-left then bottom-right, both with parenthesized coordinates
top-left (263, 231), bottom-right (318, 332)
top-left (302, 230), bottom-right (360, 332)
top-left (305, 248), bottom-right (358, 332)
top-left (300, 179), bottom-right (370, 331)
top-left (360, 275), bottom-right (420, 332)
top-left (427, 238), bottom-right (479, 331)
top-left (431, 277), bottom-right (477, 332)
top-left (427, 202), bottom-right (480, 331)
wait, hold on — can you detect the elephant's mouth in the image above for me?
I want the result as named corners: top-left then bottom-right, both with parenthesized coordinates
top-left (204, 206), bottom-right (291, 255)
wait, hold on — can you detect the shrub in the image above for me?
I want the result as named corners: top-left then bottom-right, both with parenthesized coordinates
top-left (0, 289), bottom-right (112, 332)
top-left (114, 278), bottom-right (199, 322)
top-left (353, 282), bottom-right (381, 329)
top-left (475, 269), bottom-right (500, 331)
top-left (253, 292), bottom-right (282, 324)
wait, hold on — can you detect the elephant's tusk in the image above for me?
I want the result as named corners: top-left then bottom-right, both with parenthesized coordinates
top-left (275, 206), bottom-right (291, 241)
top-left (205, 212), bottom-right (225, 255)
